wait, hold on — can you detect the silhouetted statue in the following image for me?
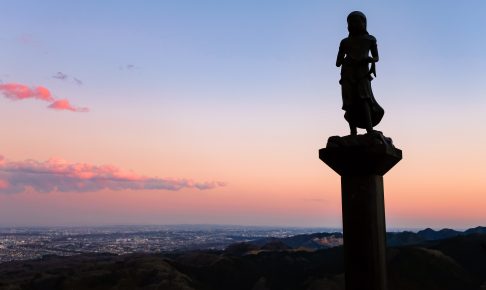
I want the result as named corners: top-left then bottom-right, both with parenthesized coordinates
top-left (336, 11), bottom-right (384, 135)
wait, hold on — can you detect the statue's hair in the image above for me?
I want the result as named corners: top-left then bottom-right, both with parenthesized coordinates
top-left (347, 11), bottom-right (367, 26)
top-left (347, 11), bottom-right (368, 35)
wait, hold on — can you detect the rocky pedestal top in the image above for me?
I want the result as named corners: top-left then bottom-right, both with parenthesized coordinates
top-left (319, 131), bottom-right (402, 176)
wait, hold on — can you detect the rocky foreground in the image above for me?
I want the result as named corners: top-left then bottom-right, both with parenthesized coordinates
top-left (0, 233), bottom-right (485, 290)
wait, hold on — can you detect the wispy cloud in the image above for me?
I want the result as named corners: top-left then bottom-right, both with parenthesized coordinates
top-left (119, 64), bottom-right (138, 71)
top-left (73, 78), bottom-right (83, 86)
top-left (17, 34), bottom-right (38, 46)
top-left (0, 155), bottom-right (225, 194)
top-left (52, 72), bottom-right (68, 80)
top-left (302, 198), bottom-right (327, 203)
top-left (0, 83), bottom-right (88, 112)
top-left (52, 72), bottom-right (83, 85)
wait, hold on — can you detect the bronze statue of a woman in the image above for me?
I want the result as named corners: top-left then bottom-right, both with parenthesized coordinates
top-left (336, 11), bottom-right (384, 135)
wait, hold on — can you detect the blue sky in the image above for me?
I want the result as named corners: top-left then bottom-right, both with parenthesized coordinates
top-left (0, 1), bottom-right (485, 227)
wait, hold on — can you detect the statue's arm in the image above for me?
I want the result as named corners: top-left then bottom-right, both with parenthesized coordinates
top-left (336, 40), bottom-right (346, 67)
top-left (369, 39), bottom-right (379, 63)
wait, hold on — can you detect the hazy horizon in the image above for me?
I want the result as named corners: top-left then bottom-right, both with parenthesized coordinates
top-left (0, 223), bottom-right (479, 233)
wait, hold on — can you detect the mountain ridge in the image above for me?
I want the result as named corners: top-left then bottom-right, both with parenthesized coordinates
top-left (230, 226), bottom-right (486, 252)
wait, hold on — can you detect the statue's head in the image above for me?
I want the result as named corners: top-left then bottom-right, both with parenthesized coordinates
top-left (347, 11), bottom-right (367, 35)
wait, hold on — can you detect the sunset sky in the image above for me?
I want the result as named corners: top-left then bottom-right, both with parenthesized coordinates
top-left (0, 1), bottom-right (484, 229)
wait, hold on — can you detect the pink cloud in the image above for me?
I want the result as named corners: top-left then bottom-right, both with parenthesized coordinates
top-left (0, 83), bottom-right (54, 102)
top-left (0, 82), bottom-right (88, 113)
top-left (0, 155), bottom-right (225, 194)
top-left (48, 99), bottom-right (89, 112)
top-left (17, 34), bottom-right (37, 46)
top-left (0, 180), bottom-right (9, 189)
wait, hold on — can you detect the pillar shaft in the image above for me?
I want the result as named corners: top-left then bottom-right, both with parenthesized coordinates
top-left (341, 175), bottom-right (387, 290)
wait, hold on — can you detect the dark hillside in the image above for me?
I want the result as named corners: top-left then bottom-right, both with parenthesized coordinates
top-left (431, 234), bottom-right (486, 285)
top-left (0, 234), bottom-right (484, 290)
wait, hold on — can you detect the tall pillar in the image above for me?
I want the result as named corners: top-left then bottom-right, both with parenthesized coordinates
top-left (319, 132), bottom-right (402, 290)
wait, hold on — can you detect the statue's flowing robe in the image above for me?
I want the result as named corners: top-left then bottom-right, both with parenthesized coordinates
top-left (338, 34), bottom-right (384, 128)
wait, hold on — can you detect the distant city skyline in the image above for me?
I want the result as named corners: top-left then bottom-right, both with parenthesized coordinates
top-left (0, 1), bottom-right (485, 228)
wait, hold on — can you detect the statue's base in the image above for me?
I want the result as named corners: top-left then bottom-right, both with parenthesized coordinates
top-left (319, 131), bottom-right (402, 176)
top-left (319, 132), bottom-right (402, 290)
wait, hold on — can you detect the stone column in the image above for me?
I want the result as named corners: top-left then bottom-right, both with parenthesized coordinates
top-left (319, 132), bottom-right (402, 290)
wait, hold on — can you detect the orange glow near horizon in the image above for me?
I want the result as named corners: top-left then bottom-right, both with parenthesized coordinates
top-left (0, 1), bottom-right (485, 229)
